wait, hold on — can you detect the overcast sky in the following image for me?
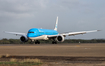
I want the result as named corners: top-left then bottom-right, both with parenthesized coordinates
top-left (0, 0), bottom-right (104, 39)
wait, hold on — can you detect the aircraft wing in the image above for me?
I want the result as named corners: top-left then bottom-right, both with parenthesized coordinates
top-left (60, 30), bottom-right (100, 37)
top-left (48, 30), bottom-right (100, 38)
top-left (5, 31), bottom-right (26, 36)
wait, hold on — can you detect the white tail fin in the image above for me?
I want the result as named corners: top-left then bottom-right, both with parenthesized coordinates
top-left (54, 16), bottom-right (58, 31)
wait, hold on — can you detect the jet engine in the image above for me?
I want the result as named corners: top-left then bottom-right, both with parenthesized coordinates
top-left (56, 35), bottom-right (64, 42)
top-left (20, 35), bottom-right (28, 42)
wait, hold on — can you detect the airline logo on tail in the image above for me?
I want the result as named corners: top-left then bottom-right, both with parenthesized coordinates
top-left (54, 16), bottom-right (58, 31)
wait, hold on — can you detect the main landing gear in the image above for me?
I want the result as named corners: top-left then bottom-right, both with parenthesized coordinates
top-left (52, 41), bottom-right (57, 44)
top-left (35, 40), bottom-right (40, 44)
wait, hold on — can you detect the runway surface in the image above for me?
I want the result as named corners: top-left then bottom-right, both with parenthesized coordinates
top-left (0, 43), bottom-right (105, 57)
top-left (0, 43), bottom-right (105, 66)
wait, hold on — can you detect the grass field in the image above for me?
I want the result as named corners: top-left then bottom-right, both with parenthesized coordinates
top-left (0, 58), bottom-right (42, 66)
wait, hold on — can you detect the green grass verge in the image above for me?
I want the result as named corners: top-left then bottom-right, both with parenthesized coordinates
top-left (0, 62), bottom-right (42, 66)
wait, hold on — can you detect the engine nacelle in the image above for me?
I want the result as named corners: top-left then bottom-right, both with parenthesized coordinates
top-left (20, 36), bottom-right (28, 42)
top-left (56, 35), bottom-right (64, 42)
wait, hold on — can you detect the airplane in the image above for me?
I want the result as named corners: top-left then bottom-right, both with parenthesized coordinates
top-left (5, 16), bottom-right (100, 44)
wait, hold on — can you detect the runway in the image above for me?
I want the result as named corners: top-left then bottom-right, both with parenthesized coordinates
top-left (0, 43), bottom-right (105, 57)
top-left (0, 43), bottom-right (105, 66)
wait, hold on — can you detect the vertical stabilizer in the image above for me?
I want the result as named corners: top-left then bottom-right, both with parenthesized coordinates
top-left (54, 16), bottom-right (58, 31)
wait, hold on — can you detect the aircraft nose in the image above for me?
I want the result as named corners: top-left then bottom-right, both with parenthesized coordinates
top-left (27, 33), bottom-right (32, 37)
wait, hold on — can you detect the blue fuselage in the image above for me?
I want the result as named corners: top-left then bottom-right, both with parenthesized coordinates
top-left (27, 28), bottom-right (58, 38)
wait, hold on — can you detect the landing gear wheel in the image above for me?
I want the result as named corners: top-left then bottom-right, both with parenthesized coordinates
top-left (52, 41), bottom-right (54, 44)
top-left (37, 41), bottom-right (40, 44)
top-left (52, 41), bottom-right (57, 44)
top-left (55, 41), bottom-right (57, 44)
top-left (35, 40), bottom-right (40, 44)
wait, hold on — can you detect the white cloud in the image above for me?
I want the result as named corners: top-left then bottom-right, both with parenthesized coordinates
top-left (0, 0), bottom-right (50, 21)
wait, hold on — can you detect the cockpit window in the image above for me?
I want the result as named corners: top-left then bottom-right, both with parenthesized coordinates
top-left (28, 32), bottom-right (34, 33)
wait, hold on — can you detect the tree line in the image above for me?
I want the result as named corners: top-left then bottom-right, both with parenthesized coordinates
top-left (0, 38), bottom-right (105, 44)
